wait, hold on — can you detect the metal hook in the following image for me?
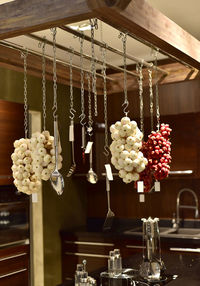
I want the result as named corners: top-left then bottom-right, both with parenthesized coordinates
top-left (38, 36), bottom-right (46, 48)
top-left (122, 101), bottom-right (129, 117)
top-left (79, 113), bottom-right (86, 126)
top-left (103, 146), bottom-right (110, 157)
top-left (69, 107), bottom-right (76, 120)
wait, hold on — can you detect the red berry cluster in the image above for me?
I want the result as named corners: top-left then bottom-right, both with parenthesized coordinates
top-left (138, 123), bottom-right (172, 192)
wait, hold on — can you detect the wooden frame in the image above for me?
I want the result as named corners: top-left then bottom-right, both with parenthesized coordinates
top-left (0, 0), bottom-right (199, 92)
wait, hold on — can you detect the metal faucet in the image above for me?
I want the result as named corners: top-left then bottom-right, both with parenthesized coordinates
top-left (172, 188), bottom-right (199, 229)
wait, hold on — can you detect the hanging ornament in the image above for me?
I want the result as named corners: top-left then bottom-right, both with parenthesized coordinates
top-left (110, 33), bottom-right (147, 184)
top-left (11, 50), bottom-right (41, 195)
top-left (138, 53), bottom-right (172, 192)
top-left (30, 37), bottom-right (63, 182)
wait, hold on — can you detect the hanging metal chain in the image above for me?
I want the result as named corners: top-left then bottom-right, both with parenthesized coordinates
top-left (87, 73), bottom-right (93, 137)
top-left (69, 49), bottom-right (76, 120)
top-left (101, 45), bottom-right (109, 157)
top-left (21, 50), bottom-right (28, 138)
top-left (148, 64), bottom-right (154, 131)
top-left (90, 18), bottom-right (98, 117)
top-left (51, 27), bottom-right (58, 120)
top-left (79, 36), bottom-right (86, 126)
top-left (119, 32), bottom-right (129, 117)
top-left (40, 39), bottom-right (47, 131)
top-left (136, 62), bottom-right (144, 134)
top-left (154, 49), bottom-right (160, 131)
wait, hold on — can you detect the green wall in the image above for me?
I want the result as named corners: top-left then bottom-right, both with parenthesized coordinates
top-left (0, 67), bottom-right (87, 286)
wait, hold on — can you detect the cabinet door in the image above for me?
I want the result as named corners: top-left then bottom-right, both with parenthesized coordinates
top-left (0, 100), bottom-right (24, 185)
top-left (0, 244), bottom-right (29, 286)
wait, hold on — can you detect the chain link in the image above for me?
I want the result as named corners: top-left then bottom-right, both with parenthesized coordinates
top-left (69, 49), bottom-right (76, 120)
top-left (51, 27), bottom-right (58, 119)
top-left (90, 19), bottom-right (98, 117)
top-left (79, 36), bottom-right (86, 126)
top-left (154, 49), bottom-right (160, 131)
top-left (21, 50), bottom-right (28, 138)
top-left (136, 62), bottom-right (144, 134)
top-left (41, 39), bottom-right (47, 131)
top-left (148, 64), bottom-right (154, 131)
top-left (119, 32), bottom-right (129, 116)
top-left (101, 46), bottom-right (109, 157)
top-left (87, 73), bottom-right (93, 137)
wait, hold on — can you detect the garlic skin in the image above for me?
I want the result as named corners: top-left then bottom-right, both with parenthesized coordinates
top-left (110, 117), bottom-right (147, 184)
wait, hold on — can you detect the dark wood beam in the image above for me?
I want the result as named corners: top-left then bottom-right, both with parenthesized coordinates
top-left (107, 62), bottom-right (200, 94)
top-left (0, 0), bottom-right (131, 40)
top-left (94, 0), bottom-right (200, 69)
top-left (0, 45), bottom-right (104, 93)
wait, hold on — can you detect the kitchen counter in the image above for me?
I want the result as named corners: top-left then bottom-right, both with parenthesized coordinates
top-left (58, 251), bottom-right (200, 286)
top-left (59, 218), bottom-right (200, 286)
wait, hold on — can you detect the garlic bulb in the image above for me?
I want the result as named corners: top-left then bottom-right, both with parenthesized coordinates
top-left (30, 130), bottom-right (63, 181)
top-left (110, 117), bottom-right (147, 184)
top-left (11, 138), bottom-right (40, 195)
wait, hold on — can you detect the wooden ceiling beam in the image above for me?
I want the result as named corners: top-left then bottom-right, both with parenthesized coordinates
top-left (94, 0), bottom-right (200, 70)
top-left (106, 62), bottom-right (200, 94)
top-left (0, 45), bottom-right (104, 94)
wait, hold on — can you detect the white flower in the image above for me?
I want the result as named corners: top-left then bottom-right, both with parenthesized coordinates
top-left (25, 164), bottom-right (32, 172)
top-left (121, 117), bottom-right (130, 125)
top-left (22, 178), bottom-right (30, 186)
top-left (130, 121), bottom-right (137, 130)
top-left (17, 150), bottom-right (25, 159)
top-left (115, 144), bottom-right (124, 153)
top-left (124, 165), bottom-right (133, 172)
top-left (120, 150), bottom-right (129, 159)
top-left (124, 157), bottom-right (133, 167)
top-left (18, 165), bottom-right (25, 173)
top-left (38, 134), bottom-right (46, 143)
top-left (38, 147), bottom-right (46, 156)
top-left (119, 129), bottom-right (126, 138)
top-left (47, 163), bottom-right (55, 171)
top-left (129, 150), bottom-right (137, 160)
top-left (115, 121), bottom-right (121, 130)
top-left (111, 132), bottom-right (120, 140)
top-left (118, 158), bottom-right (125, 167)
top-left (19, 143), bottom-right (28, 152)
top-left (13, 140), bottom-right (20, 148)
top-left (50, 149), bottom-right (55, 156)
top-left (132, 158), bottom-right (140, 168)
top-left (23, 157), bottom-right (32, 164)
top-left (11, 153), bottom-right (18, 162)
top-left (58, 162), bottom-right (62, 170)
top-left (132, 172), bottom-right (140, 181)
top-left (119, 169), bottom-right (127, 178)
top-left (136, 163), bottom-right (146, 173)
top-left (43, 130), bottom-right (50, 138)
top-left (124, 144), bottom-right (132, 152)
top-left (125, 173), bottom-right (134, 183)
top-left (126, 136), bottom-right (135, 146)
top-left (110, 124), bottom-right (116, 133)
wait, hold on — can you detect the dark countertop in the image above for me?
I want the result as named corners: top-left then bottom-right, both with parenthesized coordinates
top-left (58, 251), bottom-right (200, 286)
top-left (59, 218), bottom-right (200, 286)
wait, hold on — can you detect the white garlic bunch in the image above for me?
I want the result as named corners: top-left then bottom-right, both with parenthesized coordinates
top-left (110, 117), bottom-right (147, 184)
top-left (30, 130), bottom-right (63, 181)
top-left (11, 138), bottom-right (41, 195)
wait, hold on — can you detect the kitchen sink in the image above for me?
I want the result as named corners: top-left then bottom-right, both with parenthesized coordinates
top-left (124, 226), bottom-right (200, 238)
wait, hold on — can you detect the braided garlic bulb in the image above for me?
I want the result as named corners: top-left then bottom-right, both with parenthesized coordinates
top-left (11, 138), bottom-right (41, 194)
top-left (30, 130), bottom-right (63, 181)
top-left (110, 117), bottom-right (148, 184)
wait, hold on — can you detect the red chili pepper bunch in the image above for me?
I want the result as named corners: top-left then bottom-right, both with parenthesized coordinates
top-left (138, 123), bottom-right (172, 192)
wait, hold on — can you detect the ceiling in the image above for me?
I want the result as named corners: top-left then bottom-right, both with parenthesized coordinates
top-left (2, 0), bottom-right (200, 70)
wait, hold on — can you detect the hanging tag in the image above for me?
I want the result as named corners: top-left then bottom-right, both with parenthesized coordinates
top-left (69, 124), bottom-right (74, 142)
top-left (139, 194), bottom-right (145, 203)
top-left (105, 164), bottom-right (113, 181)
top-left (85, 141), bottom-right (93, 154)
top-left (155, 181), bottom-right (160, 192)
top-left (32, 193), bottom-right (38, 203)
top-left (137, 181), bottom-right (144, 193)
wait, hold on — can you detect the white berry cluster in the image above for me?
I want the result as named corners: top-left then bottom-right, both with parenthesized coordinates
top-left (11, 138), bottom-right (41, 194)
top-left (30, 131), bottom-right (63, 181)
top-left (11, 131), bottom-right (63, 195)
top-left (110, 117), bottom-right (148, 184)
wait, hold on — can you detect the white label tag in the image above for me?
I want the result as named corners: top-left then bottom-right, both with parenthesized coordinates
top-left (155, 181), bottom-right (160, 192)
top-left (32, 193), bottom-right (38, 203)
top-left (69, 125), bottom-right (74, 142)
top-left (139, 194), bottom-right (145, 203)
top-left (105, 164), bottom-right (113, 181)
top-left (85, 141), bottom-right (93, 154)
top-left (137, 181), bottom-right (144, 193)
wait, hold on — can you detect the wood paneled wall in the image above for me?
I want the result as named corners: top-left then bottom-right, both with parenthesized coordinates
top-left (86, 79), bottom-right (200, 219)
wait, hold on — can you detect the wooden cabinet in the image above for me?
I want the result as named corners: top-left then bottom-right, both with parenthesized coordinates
top-left (0, 244), bottom-right (29, 286)
top-left (0, 100), bottom-right (24, 185)
top-left (60, 232), bottom-right (144, 282)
